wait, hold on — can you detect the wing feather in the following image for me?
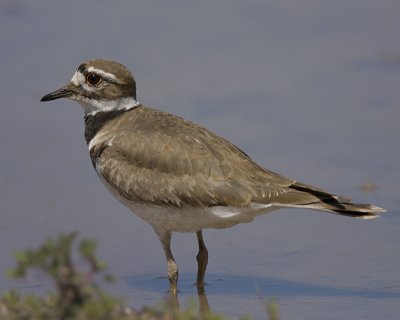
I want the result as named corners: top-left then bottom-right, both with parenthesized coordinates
top-left (91, 106), bottom-right (294, 208)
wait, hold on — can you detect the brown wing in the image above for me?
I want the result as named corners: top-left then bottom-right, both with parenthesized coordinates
top-left (92, 106), bottom-right (298, 208)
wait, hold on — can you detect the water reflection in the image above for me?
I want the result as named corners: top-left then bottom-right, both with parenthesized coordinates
top-left (122, 272), bottom-right (400, 317)
top-left (166, 287), bottom-right (211, 318)
top-left (124, 272), bottom-right (400, 300)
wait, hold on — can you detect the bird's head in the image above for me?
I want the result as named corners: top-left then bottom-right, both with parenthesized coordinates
top-left (41, 59), bottom-right (140, 115)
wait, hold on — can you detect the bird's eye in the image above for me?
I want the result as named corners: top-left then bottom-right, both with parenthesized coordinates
top-left (86, 73), bottom-right (102, 86)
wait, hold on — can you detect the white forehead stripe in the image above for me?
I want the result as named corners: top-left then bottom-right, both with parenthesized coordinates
top-left (71, 71), bottom-right (85, 86)
top-left (86, 67), bottom-right (117, 80)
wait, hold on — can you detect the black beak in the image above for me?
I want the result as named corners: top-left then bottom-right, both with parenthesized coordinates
top-left (40, 85), bottom-right (73, 102)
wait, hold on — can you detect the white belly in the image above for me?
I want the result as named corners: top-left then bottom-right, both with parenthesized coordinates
top-left (123, 201), bottom-right (275, 233)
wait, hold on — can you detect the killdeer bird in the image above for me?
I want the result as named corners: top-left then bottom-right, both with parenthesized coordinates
top-left (41, 59), bottom-right (385, 294)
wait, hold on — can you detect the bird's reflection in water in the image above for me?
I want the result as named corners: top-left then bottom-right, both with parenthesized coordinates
top-left (167, 286), bottom-right (211, 318)
top-left (197, 286), bottom-right (211, 317)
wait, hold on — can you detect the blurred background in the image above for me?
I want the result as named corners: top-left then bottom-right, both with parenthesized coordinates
top-left (0, 1), bottom-right (399, 319)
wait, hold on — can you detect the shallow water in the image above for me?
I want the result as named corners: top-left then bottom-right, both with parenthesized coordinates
top-left (0, 1), bottom-right (399, 319)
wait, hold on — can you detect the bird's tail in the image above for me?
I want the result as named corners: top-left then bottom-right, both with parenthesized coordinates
top-left (278, 182), bottom-right (386, 219)
top-left (301, 201), bottom-right (385, 219)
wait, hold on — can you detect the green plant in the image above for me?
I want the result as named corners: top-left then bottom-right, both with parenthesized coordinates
top-left (0, 232), bottom-right (280, 319)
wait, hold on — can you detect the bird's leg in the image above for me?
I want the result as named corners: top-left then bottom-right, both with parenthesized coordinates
top-left (196, 230), bottom-right (208, 292)
top-left (155, 230), bottom-right (178, 294)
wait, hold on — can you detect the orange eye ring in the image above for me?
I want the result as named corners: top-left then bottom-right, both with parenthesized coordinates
top-left (86, 73), bottom-right (102, 86)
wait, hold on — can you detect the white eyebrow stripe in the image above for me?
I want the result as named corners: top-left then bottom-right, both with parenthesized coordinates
top-left (86, 67), bottom-right (117, 80)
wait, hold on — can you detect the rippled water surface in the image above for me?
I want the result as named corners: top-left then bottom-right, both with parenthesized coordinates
top-left (1, 1), bottom-right (399, 319)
